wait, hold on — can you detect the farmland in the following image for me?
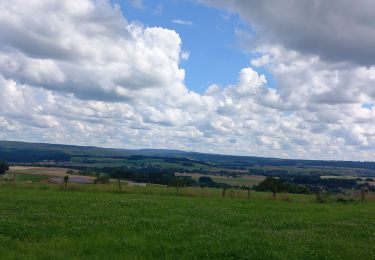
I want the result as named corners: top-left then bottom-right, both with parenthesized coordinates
top-left (176, 172), bottom-right (265, 187)
top-left (2, 141), bottom-right (375, 199)
top-left (7, 166), bottom-right (94, 184)
top-left (0, 182), bottom-right (374, 259)
top-left (1, 141), bottom-right (375, 258)
top-left (3, 141), bottom-right (375, 179)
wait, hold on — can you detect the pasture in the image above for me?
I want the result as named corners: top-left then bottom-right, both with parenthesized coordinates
top-left (0, 181), bottom-right (374, 259)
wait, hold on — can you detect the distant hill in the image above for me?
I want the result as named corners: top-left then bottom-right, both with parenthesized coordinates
top-left (1, 140), bottom-right (375, 170)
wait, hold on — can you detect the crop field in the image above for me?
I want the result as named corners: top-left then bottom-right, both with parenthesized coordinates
top-left (0, 182), bottom-right (374, 259)
top-left (6, 166), bottom-right (94, 184)
top-left (8, 166), bottom-right (75, 176)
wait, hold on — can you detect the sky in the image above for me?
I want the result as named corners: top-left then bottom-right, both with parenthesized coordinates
top-left (117, 0), bottom-right (266, 93)
top-left (0, 0), bottom-right (375, 161)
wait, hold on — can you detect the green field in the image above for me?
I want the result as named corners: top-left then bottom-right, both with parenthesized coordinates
top-left (15, 173), bottom-right (49, 182)
top-left (176, 173), bottom-right (265, 187)
top-left (0, 184), bottom-right (374, 259)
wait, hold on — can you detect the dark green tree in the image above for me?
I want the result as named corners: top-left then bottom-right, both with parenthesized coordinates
top-left (198, 176), bottom-right (215, 187)
top-left (0, 161), bottom-right (9, 175)
top-left (254, 177), bottom-right (284, 199)
top-left (172, 178), bottom-right (185, 195)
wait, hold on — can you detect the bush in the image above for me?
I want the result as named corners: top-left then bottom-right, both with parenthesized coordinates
top-left (199, 176), bottom-right (214, 185)
top-left (94, 173), bottom-right (110, 184)
top-left (255, 176), bottom-right (311, 194)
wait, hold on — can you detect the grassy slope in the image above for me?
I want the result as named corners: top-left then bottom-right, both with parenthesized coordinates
top-left (0, 186), bottom-right (374, 259)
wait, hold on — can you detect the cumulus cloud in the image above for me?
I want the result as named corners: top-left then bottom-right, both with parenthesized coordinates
top-left (0, 0), bottom-right (185, 101)
top-left (1, 0), bottom-right (375, 161)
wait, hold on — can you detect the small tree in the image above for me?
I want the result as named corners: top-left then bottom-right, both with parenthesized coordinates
top-left (63, 175), bottom-right (69, 189)
top-left (0, 161), bottom-right (16, 187)
top-left (198, 176), bottom-right (215, 187)
top-left (222, 187), bottom-right (227, 197)
top-left (255, 177), bottom-right (281, 199)
top-left (272, 182), bottom-right (278, 199)
top-left (315, 187), bottom-right (326, 203)
top-left (361, 187), bottom-right (368, 202)
top-left (172, 178), bottom-right (184, 195)
top-left (117, 175), bottom-right (122, 190)
top-left (0, 161), bottom-right (9, 175)
top-left (66, 169), bottom-right (74, 175)
top-left (93, 172), bottom-right (100, 184)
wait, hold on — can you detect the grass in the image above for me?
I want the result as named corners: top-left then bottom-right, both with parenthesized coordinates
top-left (0, 184), bottom-right (374, 259)
top-left (15, 173), bottom-right (49, 182)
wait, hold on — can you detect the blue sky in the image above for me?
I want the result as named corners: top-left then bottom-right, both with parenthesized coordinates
top-left (117, 0), bottom-right (261, 93)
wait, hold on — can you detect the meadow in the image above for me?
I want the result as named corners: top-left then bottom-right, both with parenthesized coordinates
top-left (0, 182), bottom-right (374, 259)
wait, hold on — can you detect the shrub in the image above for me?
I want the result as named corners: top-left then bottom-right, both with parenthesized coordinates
top-left (314, 187), bottom-right (327, 203)
top-left (94, 173), bottom-right (110, 184)
top-left (199, 176), bottom-right (214, 184)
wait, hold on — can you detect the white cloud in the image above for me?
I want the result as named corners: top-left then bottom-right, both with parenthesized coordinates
top-left (0, 0), bottom-right (185, 101)
top-left (1, 0), bottom-right (375, 161)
